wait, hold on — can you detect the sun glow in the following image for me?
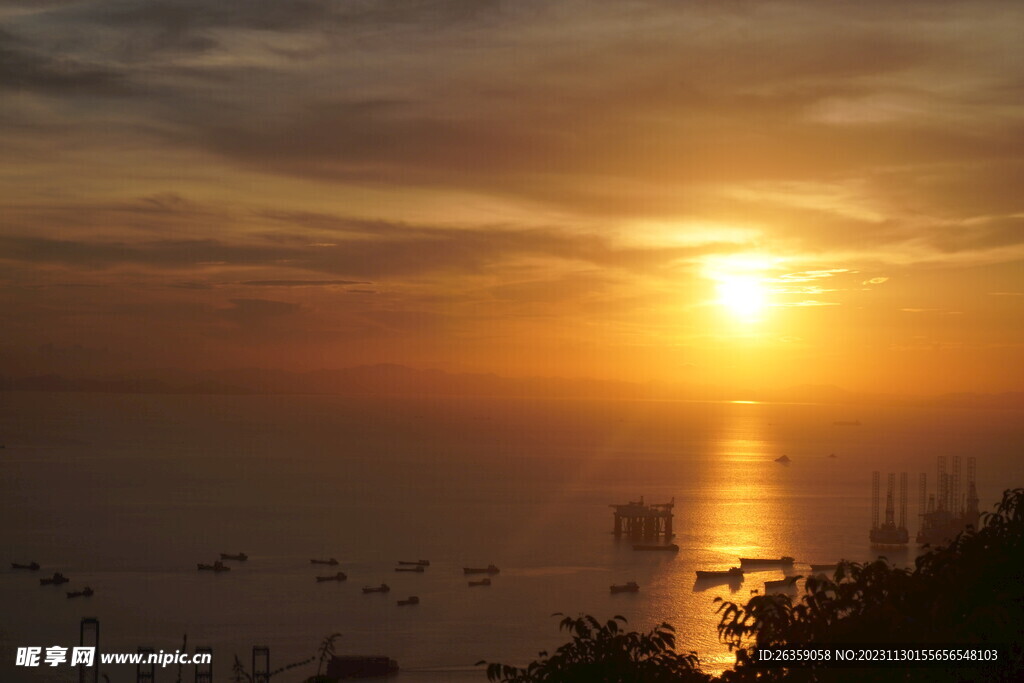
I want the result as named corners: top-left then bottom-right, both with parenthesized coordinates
top-left (716, 275), bottom-right (768, 320)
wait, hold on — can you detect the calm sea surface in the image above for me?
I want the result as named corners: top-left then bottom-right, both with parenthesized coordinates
top-left (2, 392), bottom-right (1022, 682)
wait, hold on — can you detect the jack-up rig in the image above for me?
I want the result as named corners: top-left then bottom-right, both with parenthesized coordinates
top-left (917, 456), bottom-right (979, 546)
top-left (870, 471), bottom-right (909, 546)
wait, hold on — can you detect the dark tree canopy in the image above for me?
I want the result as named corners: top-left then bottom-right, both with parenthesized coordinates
top-left (480, 614), bottom-right (712, 682)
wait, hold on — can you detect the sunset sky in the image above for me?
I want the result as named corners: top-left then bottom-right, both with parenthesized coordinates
top-left (1, 1), bottom-right (1022, 395)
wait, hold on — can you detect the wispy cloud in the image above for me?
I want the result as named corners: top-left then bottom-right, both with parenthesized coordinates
top-left (1, 0), bottom-right (1022, 391)
top-left (239, 280), bottom-right (369, 287)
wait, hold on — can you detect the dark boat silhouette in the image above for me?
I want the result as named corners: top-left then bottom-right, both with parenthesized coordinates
top-left (775, 454), bottom-right (791, 463)
top-left (316, 572), bottom-right (347, 582)
top-left (40, 572), bottom-right (69, 585)
top-left (463, 564), bottom-right (500, 574)
top-left (468, 578), bottom-right (491, 587)
top-left (325, 655), bottom-right (399, 680)
top-left (219, 552), bottom-right (247, 561)
top-left (632, 544), bottom-right (679, 552)
top-left (739, 556), bottom-right (795, 568)
top-left (12, 561), bottom-right (40, 571)
top-left (394, 565), bottom-right (424, 573)
top-left (695, 567), bottom-right (744, 579)
top-left (397, 596), bottom-right (419, 606)
top-left (398, 560), bottom-right (430, 566)
top-left (610, 581), bottom-right (640, 593)
top-left (311, 558), bottom-right (339, 566)
top-left (362, 583), bottom-right (390, 593)
top-left (197, 561), bottom-right (230, 572)
top-left (67, 587), bottom-right (93, 598)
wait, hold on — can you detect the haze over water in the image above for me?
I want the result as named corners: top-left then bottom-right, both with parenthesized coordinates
top-left (3, 391), bottom-right (1021, 682)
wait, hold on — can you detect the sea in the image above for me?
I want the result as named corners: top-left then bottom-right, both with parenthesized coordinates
top-left (1, 391), bottom-right (1022, 682)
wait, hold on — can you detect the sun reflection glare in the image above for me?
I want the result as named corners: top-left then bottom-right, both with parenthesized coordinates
top-left (716, 275), bottom-right (768, 321)
top-left (704, 254), bottom-right (778, 323)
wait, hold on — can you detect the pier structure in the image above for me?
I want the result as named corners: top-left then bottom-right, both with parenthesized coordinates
top-left (610, 496), bottom-right (674, 539)
top-left (869, 471), bottom-right (909, 546)
top-left (253, 646), bottom-right (270, 683)
top-left (194, 647), bottom-right (213, 683)
top-left (136, 648), bottom-right (155, 683)
top-left (79, 618), bottom-right (99, 683)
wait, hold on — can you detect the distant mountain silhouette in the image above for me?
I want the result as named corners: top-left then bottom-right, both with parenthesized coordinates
top-left (925, 391), bottom-right (1024, 410)
top-left (2, 366), bottom-right (1022, 407)
top-left (0, 365), bottom-right (637, 399)
top-left (0, 374), bottom-right (252, 395)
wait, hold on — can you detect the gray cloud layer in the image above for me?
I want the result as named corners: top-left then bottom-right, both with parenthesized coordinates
top-left (1, 0), bottom-right (1022, 387)
top-left (1, 2), bottom-right (1018, 245)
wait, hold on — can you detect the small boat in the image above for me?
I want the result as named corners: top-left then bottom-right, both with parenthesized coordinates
top-left (632, 544), bottom-right (679, 552)
top-left (695, 567), bottom-right (744, 579)
top-left (325, 655), bottom-right (399, 680)
top-left (311, 558), bottom-right (339, 566)
top-left (12, 561), bottom-right (40, 571)
top-left (463, 564), bottom-right (500, 574)
top-left (828, 453), bottom-right (837, 458)
top-left (809, 563), bottom-right (838, 572)
top-left (775, 454), bottom-right (791, 463)
top-left (610, 581), bottom-right (640, 593)
top-left (394, 565), bottom-right (424, 573)
top-left (397, 596), bottom-right (419, 606)
top-left (398, 560), bottom-right (430, 566)
top-left (67, 587), bottom-right (94, 598)
top-left (198, 561), bottom-right (230, 572)
top-left (40, 573), bottom-right (69, 586)
top-left (740, 556), bottom-right (795, 567)
top-left (765, 575), bottom-right (802, 590)
top-left (468, 578), bottom-right (491, 587)
top-left (219, 552), bottom-right (248, 561)
top-left (362, 583), bottom-right (390, 594)
top-left (316, 572), bottom-right (347, 582)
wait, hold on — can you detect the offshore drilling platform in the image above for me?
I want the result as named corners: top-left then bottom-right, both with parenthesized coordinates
top-left (869, 457), bottom-right (980, 548)
top-left (609, 496), bottom-right (675, 539)
top-left (870, 471), bottom-right (910, 546)
top-left (917, 455), bottom-right (980, 545)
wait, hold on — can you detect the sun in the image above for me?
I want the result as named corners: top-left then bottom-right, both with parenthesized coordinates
top-left (716, 275), bottom-right (768, 320)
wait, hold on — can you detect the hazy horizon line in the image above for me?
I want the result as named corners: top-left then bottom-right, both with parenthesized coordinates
top-left (2, 364), bottom-right (1021, 408)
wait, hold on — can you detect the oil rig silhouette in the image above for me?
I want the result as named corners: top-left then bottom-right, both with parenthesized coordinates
top-left (870, 471), bottom-right (909, 546)
top-left (869, 457), bottom-right (980, 547)
top-left (610, 496), bottom-right (675, 539)
top-left (917, 455), bottom-right (979, 545)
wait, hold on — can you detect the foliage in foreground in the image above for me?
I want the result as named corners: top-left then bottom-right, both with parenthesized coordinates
top-left (714, 487), bottom-right (1024, 682)
top-left (482, 488), bottom-right (1024, 682)
top-left (480, 613), bottom-right (712, 682)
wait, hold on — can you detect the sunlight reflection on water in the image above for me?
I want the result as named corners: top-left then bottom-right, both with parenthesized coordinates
top-left (1, 393), bottom-right (1022, 681)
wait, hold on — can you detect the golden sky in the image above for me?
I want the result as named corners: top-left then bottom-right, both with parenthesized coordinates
top-left (1, 1), bottom-right (1022, 395)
